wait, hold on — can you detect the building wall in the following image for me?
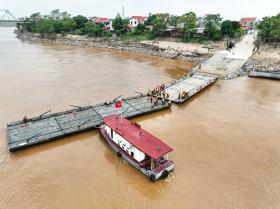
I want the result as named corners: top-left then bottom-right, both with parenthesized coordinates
top-left (96, 20), bottom-right (113, 31)
top-left (130, 18), bottom-right (139, 28)
top-left (104, 125), bottom-right (145, 162)
top-left (106, 20), bottom-right (113, 31)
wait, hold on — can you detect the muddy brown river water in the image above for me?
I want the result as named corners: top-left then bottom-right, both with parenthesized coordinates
top-left (0, 28), bottom-right (280, 209)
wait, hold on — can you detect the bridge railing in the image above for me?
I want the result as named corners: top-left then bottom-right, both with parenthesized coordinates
top-left (0, 9), bottom-right (18, 22)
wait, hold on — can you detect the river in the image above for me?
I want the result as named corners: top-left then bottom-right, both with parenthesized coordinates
top-left (0, 27), bottom-right (280, 209)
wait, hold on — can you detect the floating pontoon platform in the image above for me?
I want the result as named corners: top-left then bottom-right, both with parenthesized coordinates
top-left (163, 73), bottom-right (217, 103)
top-left (248, 71), bottom-right (280, 80)
top-left (7, 94), bottom-right (170, 151)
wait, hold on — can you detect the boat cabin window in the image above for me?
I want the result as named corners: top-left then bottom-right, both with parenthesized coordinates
top-left (105, 125), bottom-right (145, 162)
top-left (111, 128), bottom-right (113, 138)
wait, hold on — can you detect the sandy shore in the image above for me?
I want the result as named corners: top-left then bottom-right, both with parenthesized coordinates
top-left (141, 40), bottom-right (224, 56)
top-left (253, 44), bottom-right (280, 63)
top-left (15, 31), bottom-right (217, 64)
top-left (243, 44), bottom-right (280, 72)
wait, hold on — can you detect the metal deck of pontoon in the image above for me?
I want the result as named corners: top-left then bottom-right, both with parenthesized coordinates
top-left (7, 94), bottom-right (170, 151)
top-left (163, 73), bottom-right (217, 103)
top-left (7, 72), bottom-right (218, 151)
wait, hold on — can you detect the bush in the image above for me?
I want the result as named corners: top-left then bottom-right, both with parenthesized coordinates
top-left (147, 28), bottom-right (157, 40)
top-left (72, 29), bottom-right (83, 35)
top-left (84, 21), bottom-right (104, 37)
top-left (134, 24), bottom-right (146, 35)
top-left (212, 31), bottom-right (223, 40)
top-left (112, 14), bottom-right (128, 35)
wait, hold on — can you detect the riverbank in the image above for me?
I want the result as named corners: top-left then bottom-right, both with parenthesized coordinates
top-left (243, 44), bottom-right (280, 72)
top-left (15, 30), bottom-right (216, 64)
top-left (16, 30), bottom-right (280, 81)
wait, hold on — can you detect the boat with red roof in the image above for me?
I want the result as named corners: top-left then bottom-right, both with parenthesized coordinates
top-left (100, 114), bottom-right (174, 181)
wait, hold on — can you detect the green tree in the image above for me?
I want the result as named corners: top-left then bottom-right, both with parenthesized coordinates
top-left (147, 27), bottom-right (157, 40)
top-left (180, 12), bottom-right (197, 38)
top-left (73, 15), bottom-right (89, 29)
top-left (84, 21), bottom-right (104, 37)
top-left (61, 11), bottom-right (71, 19)
top-left (151, 13), bottom-right (169, 35)
top-left (152, 16), bottom-right (165, 30)
top-left (27, 12), bottom-right (41, 32)
top-left (19, 17), bottom-right (33, 32)
top-left (271, 15), bottom-right (280, 41)
top-left (204, 14), bottom-right (223, 40)
top-left (258, 16), bottom-right (274, 41)
top-left (145, 14), bottom-right (156, 26)
top-left (112, 14), bottom-right (128, 35)
top-left (37, 17), bottom-right (56, 34)
top-left (232, 21), bottom-right (241, 31)
top-left (169, 15), bottom-right (180, 29)
top-left (50, 9), bottom-right (61, 20)
top-left (134, 24), bottom-right (146, 35)
top-left (61, 17), bottom-right (76, 33)
top-left (221, 20), bottom-right (233, 37)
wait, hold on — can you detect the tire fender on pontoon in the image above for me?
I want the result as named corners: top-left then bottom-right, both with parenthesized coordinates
top-left (117, 152), bottom-right (122, 158)
top-left (161, 170), bottom-right (169, 179)
top-left (150, 174), bottom-right (156, 182)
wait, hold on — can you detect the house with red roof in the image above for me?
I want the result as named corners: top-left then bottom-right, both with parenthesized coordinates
top-left (95, 17), bottom-right (113, 32)
top-left (240, 17), bottom-right (257, 31)
top-left (129, 16), bottom-right (148, 28)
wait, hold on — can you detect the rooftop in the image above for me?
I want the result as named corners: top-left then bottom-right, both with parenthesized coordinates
top-left (240, 17), bottom-right (257, 26)
top-left (131, 16), bottom-right (147, 22)
top-left (95, 17), bottom-right (110, 24)
top-left (103, 114), bottom-right (173, 160)
top-left (240, 17), bottom-right (257, 21)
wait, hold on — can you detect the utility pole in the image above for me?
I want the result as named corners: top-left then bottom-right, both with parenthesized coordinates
top-left (122, 6), bottom-right (125, 19)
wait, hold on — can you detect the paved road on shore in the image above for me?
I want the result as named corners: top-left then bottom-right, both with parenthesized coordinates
top-left (200, 32), bottom-right (256, 77)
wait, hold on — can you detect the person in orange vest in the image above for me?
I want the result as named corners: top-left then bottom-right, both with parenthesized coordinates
top-left (23, 116), bottom-right (28, 123)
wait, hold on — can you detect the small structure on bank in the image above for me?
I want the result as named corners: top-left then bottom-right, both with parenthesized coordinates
top-left (248, 71), bottom-right (280, 80)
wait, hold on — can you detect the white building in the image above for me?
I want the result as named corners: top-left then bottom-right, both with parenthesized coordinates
top-left (129, 16), bottom-right (148, 28)
top-left (95, 17), bottom-right (113, 31)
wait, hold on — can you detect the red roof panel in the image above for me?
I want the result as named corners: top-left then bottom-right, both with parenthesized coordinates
top-left (96, 17), bottom-right (110, 24)
top-left (240, 17), bottom-right (257, 26)
top-left (103, 115), bottom-right (173, 160)
top-left (131, 16), bottom-right (147, 23)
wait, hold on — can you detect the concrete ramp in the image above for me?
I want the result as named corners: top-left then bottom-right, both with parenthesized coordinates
top-left (200, 32), bottom-right (256, 78)
top-left (201, 53), bottom-right (245, 76)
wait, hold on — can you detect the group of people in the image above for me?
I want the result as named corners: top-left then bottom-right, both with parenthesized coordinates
top-left (149, 84), bottom-right (165, 95)
top-left (178, 91), bottom-right (189, 100)
top-left (149, 84), bottom-right (170, 98)
top-left (149, 84), bottom-right (170, 106)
